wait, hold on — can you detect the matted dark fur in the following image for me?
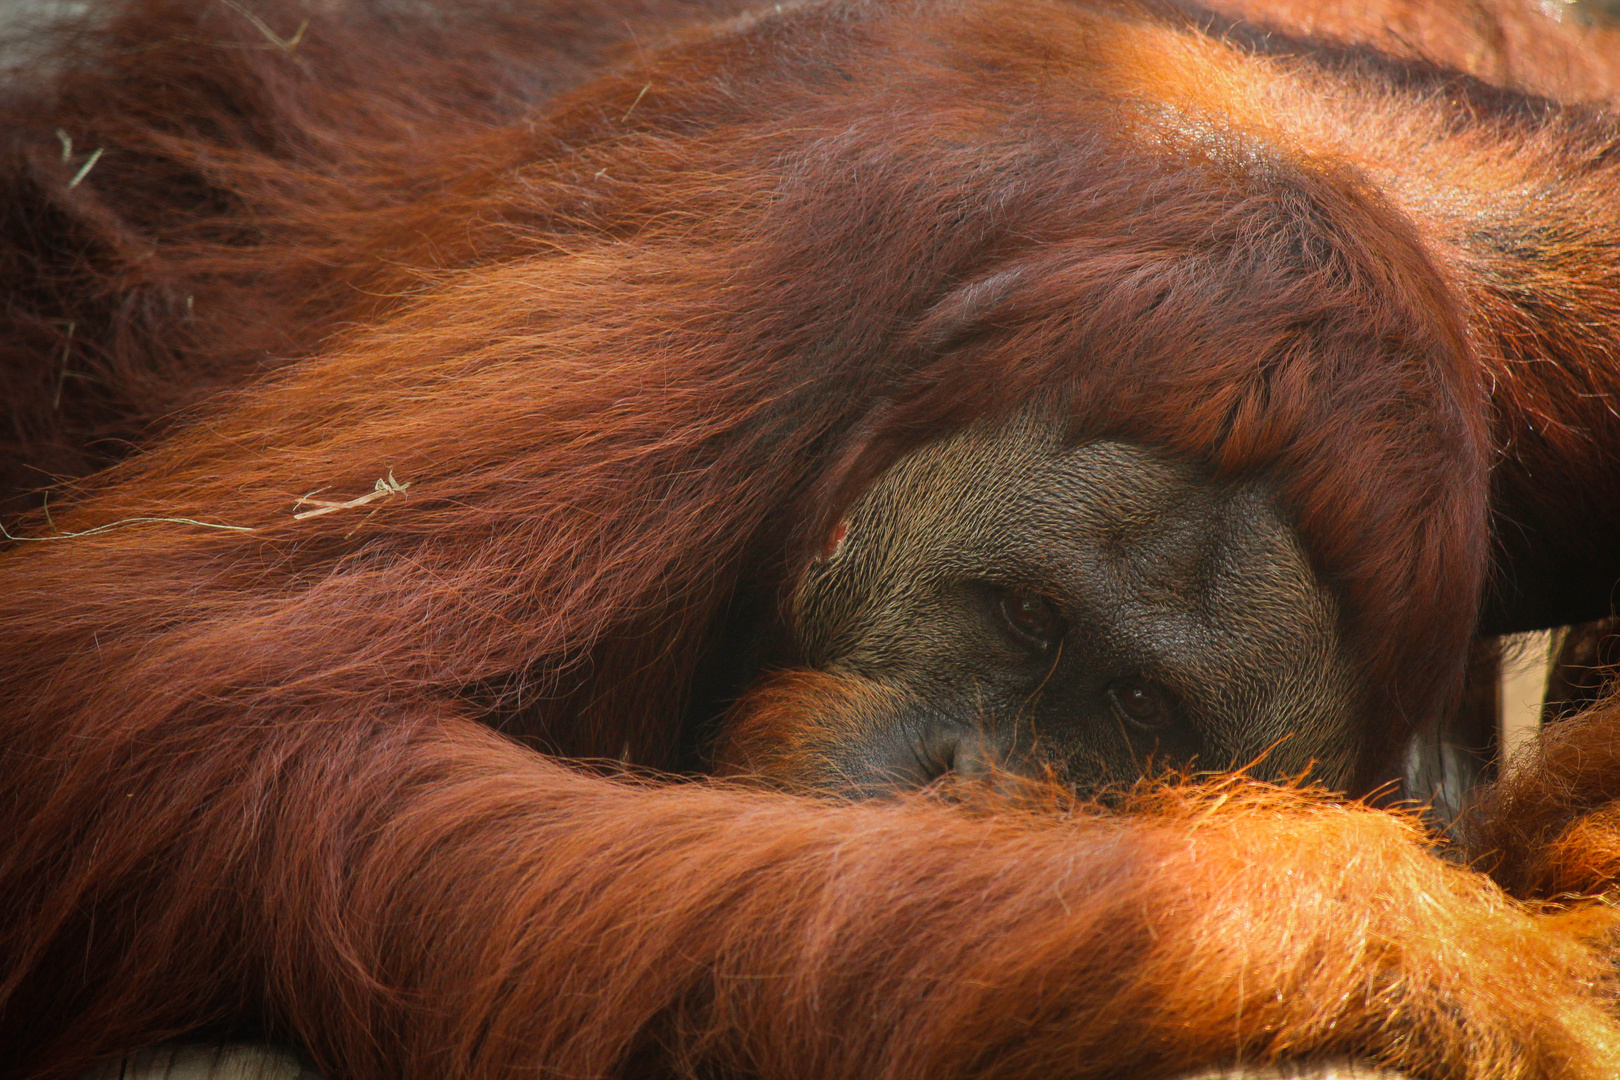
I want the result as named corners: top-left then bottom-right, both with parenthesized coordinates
top-left (6, 0), bottom-right (1620, 1077)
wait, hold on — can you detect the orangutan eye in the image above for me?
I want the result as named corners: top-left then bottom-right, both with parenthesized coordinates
top-left (1106, 678), bottom-right (1177, 731)
top-left (996, 589), bottom-right (1066, 650)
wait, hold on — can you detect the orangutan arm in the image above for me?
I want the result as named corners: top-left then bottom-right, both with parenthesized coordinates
top-left (1466, 697), bottom-right (1620, 901)
top-left (5, 699), bottom-right (1616, 1080)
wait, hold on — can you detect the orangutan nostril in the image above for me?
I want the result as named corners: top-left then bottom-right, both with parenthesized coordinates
top-left (911, 726), bottom-right (1012, 785)
top-left (910, 726), bottom-right (958, 782)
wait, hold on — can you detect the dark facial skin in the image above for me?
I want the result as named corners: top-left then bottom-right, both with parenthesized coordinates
top-left (746, 413), bottom-right (1362, 796)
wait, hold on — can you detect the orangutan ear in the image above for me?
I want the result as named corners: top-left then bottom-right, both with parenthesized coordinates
top-left (817, 519), bottom-right (850, 562)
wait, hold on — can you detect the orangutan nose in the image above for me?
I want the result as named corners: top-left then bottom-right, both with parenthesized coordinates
top-left (851, 722), bottom-right (1050, 796)
top-left (906, 724), bottom-right (1026, 786)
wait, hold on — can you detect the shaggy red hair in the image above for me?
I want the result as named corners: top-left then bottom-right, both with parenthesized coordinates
top-left (5, 0), bottom-right (1620, 1077)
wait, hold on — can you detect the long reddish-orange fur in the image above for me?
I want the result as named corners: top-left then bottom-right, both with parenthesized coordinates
top-left (6, 0), bottom-right (1620, 1077)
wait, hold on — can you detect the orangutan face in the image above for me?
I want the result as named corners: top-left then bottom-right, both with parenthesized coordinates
top-left (717, 414), bottom-right (1360, 795)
